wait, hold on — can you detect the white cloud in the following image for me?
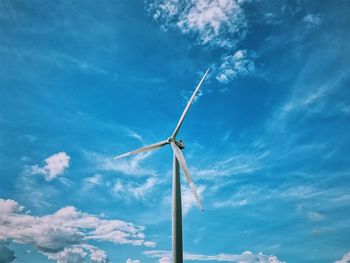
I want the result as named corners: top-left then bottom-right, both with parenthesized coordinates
top-left (45, 246), bottom-right (87, 263)
top-left (144, 250), bottom-right (285, 263)
top-left (125, 129), bottom-right (143, 143)
top-left (146, 0), bottom-right (257, 86)
top-left (216, 50), bottom-right (256, 84)
top-left (143, 241), bottom-right (156, 248)
top-left (307, 211), bottom-right (325, 221)
top-left (181, 88), bottom-right (203, 104)
top-left (31, 152), bottom-right (70, 181)
top-left (335, 251), bottom-right (350, 263)
top-left (86, 151), bottom-right (156, 177)
top-left (0, 199), bottom-right (154, 263)
top-left (213, 198), bottom-right (248, 208)
top-left (42, 52), bottom-right (108, 75)
top-left (182, 184), bottom-right (205, 215)
top-left (276, 71), bottom-right (349, 127)
top-left (191, 151), bottom-right (265, 180)
top-left (303, 14), bottom-right (322, 26)
top-left (0, 199), bottom-right (24, 214)
top-left (126, 259), bottom-right (141, 263)
top-left (133, 177), bottom-right (158, 199)
top-left (147, 0), bottom-right (247, 49)
top-left (44, 244), bottom-right (109, 263)
top-left (84, 174), bottom-right (103, 186)
top-left (113, 177), bottom-right (158, 200)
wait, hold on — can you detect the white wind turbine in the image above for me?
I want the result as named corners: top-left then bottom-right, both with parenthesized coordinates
top-left (113, 68), bottom-right (210, 263)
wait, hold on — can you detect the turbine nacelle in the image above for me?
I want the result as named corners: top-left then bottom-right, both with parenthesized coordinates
top-left (168, 137), bottom-right (185, 149)
top-left (175, 140), bottom-right (185, 150)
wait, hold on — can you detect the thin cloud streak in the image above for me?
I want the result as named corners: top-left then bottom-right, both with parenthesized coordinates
top-left (85, 151), bottom-right (157, 177)
top-left (113, 177), bottom-right (158, 200)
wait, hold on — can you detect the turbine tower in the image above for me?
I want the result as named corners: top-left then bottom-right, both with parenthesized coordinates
top-left (113, 68), bottom-right (210, 263)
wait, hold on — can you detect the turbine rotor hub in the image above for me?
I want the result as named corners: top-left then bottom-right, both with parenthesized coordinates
top-left (167, 137), bottom-right (175, 143)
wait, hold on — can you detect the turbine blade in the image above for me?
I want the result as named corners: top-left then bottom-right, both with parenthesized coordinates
top-left (172, 68), bottom-right (210, 138)
top-left (170, 142), bottom-right (203, 211)
top-left (113, 140), bottom-right (168, 159)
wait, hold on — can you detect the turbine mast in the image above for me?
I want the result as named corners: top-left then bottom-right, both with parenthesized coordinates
top-left (113, 69), bottom-right (210, 263)
top-left (172, 154), bottom-right (183, 263)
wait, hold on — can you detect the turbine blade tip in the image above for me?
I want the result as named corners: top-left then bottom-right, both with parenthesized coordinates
top-left (113, 154), bottom-right (127, 159)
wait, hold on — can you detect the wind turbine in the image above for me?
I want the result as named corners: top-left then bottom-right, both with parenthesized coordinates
top-left (113, 68), bottom-right (210, 263)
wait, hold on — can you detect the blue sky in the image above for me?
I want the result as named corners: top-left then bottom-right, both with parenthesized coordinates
top-left (1, 0), bottom-right (350, 262)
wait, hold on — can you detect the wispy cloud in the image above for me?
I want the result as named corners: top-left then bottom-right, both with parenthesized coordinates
top-left (273, 55), bottom-right (350, 129)
top-left (84, 174), bottom-right (103, 186)
top-left (144, 249), bottom-right (285, 263)
top-left (81, 174), bottom-right (104, 192)
top-left (0, 47), bottom-right (109, 77)
top-left (211, 175), bottom-right (350, 235)
top-left (182, 184), bottom-right (205, 215)
top-left (85, 151), bottom-right (157, 177)
top-left (113, 177), bottom-right (158, 200)
top-left (125, 129), bottom-right (144, 143)
top-left (31, 152), bottom-right (70, 181)
top-left (41, 52), bottom-right (108, 74)
top-left (307, 211), bottom-right (326, 222)
top-left (213, 198), bottom-right (248, 208)
top-left (0, 198), bottom-right (155, 263)
top-left (191, 150), bottom-right (266, 180)
top-left (303, 14), bottom-right (322, 26)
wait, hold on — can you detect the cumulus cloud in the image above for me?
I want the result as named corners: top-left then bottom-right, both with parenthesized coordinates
top-left (146, 0), bottom-right (258, 84)
top-left (216, 50), bottom-right (256, 83)
top-left (45, 244), bottom-right (109, 263)
top-left (335, 251), bottom-right (350, 263)
top-left (31, 152), bottom-right (70, 181)
top-left (0, 198), bottom-right (155, 263)
top-left (0, 199), bottom-right (24, 214)
top-left (144, 250), bottom-right (285, 263)
top-left (147, 0), bottom-right (247, 48)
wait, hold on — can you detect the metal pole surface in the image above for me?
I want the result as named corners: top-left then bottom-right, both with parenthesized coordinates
top-left (172, 153), bottom-right (183, 263)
